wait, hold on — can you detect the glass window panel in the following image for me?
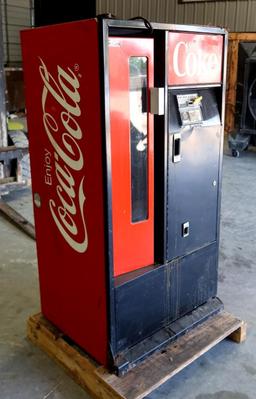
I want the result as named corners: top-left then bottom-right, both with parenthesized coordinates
top-left (129, 56), bottom-right (148, 223)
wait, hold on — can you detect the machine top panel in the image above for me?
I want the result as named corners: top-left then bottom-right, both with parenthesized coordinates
top-left (168, 32), bottom-right (223, 86)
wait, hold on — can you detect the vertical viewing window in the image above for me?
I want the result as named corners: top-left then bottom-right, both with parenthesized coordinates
top-left (129, 56), bottom-right (148, 223)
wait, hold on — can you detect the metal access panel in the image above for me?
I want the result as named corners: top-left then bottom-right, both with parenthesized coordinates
top-left (168, 242), bottom-right (218, 320)
top-left (167, 88), bottom-right (221, 260)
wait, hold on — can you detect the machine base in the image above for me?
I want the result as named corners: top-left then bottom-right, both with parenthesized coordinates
top-left (27, 309), bottom-right (246, 399)
top-left (114, 297), bottom-right (223, 375)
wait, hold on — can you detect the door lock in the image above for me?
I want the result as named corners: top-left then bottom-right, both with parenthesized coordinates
top-left (34, 193), bottom-right (41, 208)
top-left (173, 133), bottom-right (181, 163)
top-left (182, 221), bottom-right (190, 237)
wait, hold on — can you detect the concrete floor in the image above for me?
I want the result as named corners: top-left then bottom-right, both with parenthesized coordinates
top-left (0, 147), bottom-right (256, 399)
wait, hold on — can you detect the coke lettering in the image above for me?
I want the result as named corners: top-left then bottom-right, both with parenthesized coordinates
top-left (173, 41), bottom-right (219, 78)
top-left (39, 58), bottom-right (88, 253)
top-left (169, 33), bottom-right (223, 85)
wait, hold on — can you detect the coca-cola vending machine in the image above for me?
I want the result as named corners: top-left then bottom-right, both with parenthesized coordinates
top-left (21, 18), bottom-right (227, 374)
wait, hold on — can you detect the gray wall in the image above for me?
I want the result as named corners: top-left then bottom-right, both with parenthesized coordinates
top-left (1, 0), bottom-right (255, 65)
top-left (96, 0), bottom-right (256, 32)
top-left (1, 0), bottom-right (32, 66)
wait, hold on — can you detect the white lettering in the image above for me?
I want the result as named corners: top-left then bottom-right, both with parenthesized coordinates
top-left (173, 41), bottom-right (219, 79)
top-left (173, 41), bottom-right (186, 77)
top-left (44, 148), bottom-right (52, 185)
top-left (39, 58), bottom-right (88, 253)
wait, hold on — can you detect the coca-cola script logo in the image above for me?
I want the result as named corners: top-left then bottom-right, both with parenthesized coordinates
top-left (173, 41), bottom-right (219, 78)
top-left (39, 58), bottom-right (88, 253)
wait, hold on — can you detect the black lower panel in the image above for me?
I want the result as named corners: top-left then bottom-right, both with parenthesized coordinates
top-left (169, 242), bottom-right (218, 320)
top-left (114, 243), bottom-right (218, 358)
top-left (113, 297), bottom-right (223, 375)
top-left (115, 265), bottom-right (167, 352)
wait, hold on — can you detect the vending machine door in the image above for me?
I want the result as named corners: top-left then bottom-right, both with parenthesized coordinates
top-left (166, 32), bottom-right (224, 261)
top-left (167, 88), bottom-right (221, 260)
top-left (109, 38), bottom-right (154, 276)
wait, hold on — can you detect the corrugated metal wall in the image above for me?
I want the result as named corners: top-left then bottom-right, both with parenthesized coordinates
top-left (1, 0), bottom-right (32, 66)
top-left (1, 0), bottom-right (255, 65)
top-left (96, 0), bottom-right (256, 32)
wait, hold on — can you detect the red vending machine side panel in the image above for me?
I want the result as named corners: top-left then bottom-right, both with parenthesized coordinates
top-left (109, 38), bottom-right (154, 277)
top-left (168, 32), bottom-right (223, 86)
top-left (21, 20), bottom-right (108, 365)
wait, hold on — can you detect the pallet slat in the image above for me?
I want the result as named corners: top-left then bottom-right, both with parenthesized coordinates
top-left (27, 311), bottom-right (246, 399)
top-left (0, 199), bottom-right (35, 240)
top-left (27, 315), bottom-right (124, 399)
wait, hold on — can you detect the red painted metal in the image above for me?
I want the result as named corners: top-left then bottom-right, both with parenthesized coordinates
top-left (168, 32), bottom-right (223, 86)
top-left (109, 38), bottom-right (154, 277)
top-left (21, 20), bottom-right (108, 366)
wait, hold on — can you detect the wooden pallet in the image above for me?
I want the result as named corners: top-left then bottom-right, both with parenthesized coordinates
top-left (27, 312), bottom-right (246, 399)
